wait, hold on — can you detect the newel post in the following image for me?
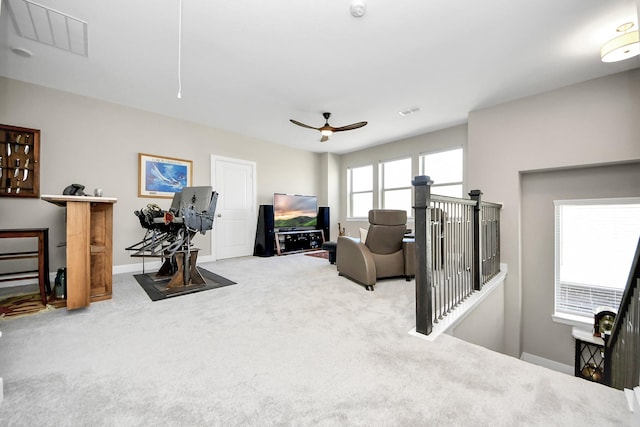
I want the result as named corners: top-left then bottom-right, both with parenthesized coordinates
top-left (412, 175), bottom-right (433, 335)
top-left (469, 189), bottom-right (482, 291)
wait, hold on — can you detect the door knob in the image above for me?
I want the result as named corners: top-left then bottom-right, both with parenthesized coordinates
top-left (217, 213), bottom-right (222, 217)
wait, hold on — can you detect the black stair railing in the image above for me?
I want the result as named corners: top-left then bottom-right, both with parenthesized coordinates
top-left (412, 175), bottom-right (502, 335)
top-left (604, 236), bottom-right (640, 390)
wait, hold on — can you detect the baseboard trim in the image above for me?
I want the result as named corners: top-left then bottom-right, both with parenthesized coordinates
top-left (520, 352), bottom-right (573, 375)
top-left (0, 256), bottom-right (218, 288)
top-left (112, 255), bottom-right (216, 275)
top-left (624, 386), bottom-right (640, 414)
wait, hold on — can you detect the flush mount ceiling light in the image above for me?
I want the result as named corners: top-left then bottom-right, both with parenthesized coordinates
top-left (600, 22), bottom-right (640, 63)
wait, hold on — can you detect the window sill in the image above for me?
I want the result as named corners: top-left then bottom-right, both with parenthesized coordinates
top-left (346, 217), bottom-right (415, 221)
top-left (551, 312), bottom-right (592, 329)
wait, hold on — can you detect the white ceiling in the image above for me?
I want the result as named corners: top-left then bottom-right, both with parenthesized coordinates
top-left (1, 0), bottom-right (639, 154)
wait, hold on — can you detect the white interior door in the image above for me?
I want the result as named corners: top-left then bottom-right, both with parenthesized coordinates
top-left (211, 156), bottom-right (257, 260)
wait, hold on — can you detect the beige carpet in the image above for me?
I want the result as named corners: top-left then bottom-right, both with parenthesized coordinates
top-left (0, 254), bottom-right (633, 426)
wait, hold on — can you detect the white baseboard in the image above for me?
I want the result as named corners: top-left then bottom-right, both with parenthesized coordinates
top-left (0, 255), bottom-right (219, 289)
top-left (520, 352), bottom-right (573, 376)
top-left (112, 255), bottom-right (216, 275)
top-left (623, 386), bottom-right (640, 416)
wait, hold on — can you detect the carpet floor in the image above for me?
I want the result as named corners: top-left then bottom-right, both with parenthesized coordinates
top-left (0, 254), bottom-right (633, 426)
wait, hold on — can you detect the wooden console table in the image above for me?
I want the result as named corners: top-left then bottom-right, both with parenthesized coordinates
top-left (0, 228), bottom-right (50, 304)
top-left (41, 195), bottom-right (117, 310)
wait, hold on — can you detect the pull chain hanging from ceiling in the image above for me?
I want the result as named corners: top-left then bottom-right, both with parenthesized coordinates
top-left (177, 0), bottom-right (183, 98)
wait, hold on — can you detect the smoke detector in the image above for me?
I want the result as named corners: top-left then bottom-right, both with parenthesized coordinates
top-left (350, 0), bottom-right (366, 18)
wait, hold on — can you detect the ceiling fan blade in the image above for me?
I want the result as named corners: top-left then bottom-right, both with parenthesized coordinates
top-left (320, 134), bottom-right (330, 143)
top-left (332, 121), bottom-right (368, 132)
top-left (290, 119), bottom-right (320, 131)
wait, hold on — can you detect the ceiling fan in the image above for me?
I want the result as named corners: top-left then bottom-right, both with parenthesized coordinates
top-left (290, 112), bottom-right (367, 142)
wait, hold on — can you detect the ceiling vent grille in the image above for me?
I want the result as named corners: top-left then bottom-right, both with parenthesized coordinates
top-left (4, 0), bottom-right (88, 56)
top-left (399, 106), bottom-right (420, 117)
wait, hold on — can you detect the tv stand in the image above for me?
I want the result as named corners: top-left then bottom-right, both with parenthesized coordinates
top-left (275, 230), bottom-right (325, 255)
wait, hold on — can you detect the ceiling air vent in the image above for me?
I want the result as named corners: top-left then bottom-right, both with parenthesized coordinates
top-left (5, 0), bottom-right (88, 56)
top-left (399, 106), bottom-right (420, 117)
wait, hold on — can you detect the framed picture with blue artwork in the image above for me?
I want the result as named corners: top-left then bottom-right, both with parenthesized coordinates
top-left (138, 153), bottom-right (192, 198)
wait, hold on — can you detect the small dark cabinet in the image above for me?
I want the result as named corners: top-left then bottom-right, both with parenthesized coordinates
top-left (572, 328), bottom-right (605, 384)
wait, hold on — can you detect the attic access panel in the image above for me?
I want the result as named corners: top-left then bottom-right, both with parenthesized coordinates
top-left (5, 0), bottom-right (89, 56)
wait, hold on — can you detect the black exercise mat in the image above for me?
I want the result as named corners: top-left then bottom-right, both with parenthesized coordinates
top-left (134, 267), bottom-right (236, 301)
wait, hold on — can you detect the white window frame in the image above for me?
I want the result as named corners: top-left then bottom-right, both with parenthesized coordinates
top-left (347, 164), bottom-right (373, 219)
top-left (553, 197), bottom-right (640, 325)
top-left (379, 157), bottom-right (413, 217)
top-left (419, 147), bottom-right (463, 198)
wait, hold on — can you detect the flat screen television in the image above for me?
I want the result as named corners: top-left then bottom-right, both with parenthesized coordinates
top-left (273, 193), bottom-right (318, 230)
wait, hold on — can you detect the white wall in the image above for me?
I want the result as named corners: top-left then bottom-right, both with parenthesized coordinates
top-left (467, 69), bottom-right (640, 357)
top-left (0, 77), bottom-right (321, 270)
top-left (318, 152), bottom-right (341, 240)
top-left (449, 281), bottom-right (505, 353)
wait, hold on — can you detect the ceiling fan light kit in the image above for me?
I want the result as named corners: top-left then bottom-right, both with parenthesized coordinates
top-left (600, 22), bottom-right (640, 63)
top-left (290, 112), bottom-right (367, 143)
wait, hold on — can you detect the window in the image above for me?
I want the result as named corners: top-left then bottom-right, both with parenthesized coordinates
top-left (348, 164), bottom-right (373, 218)
top-left (379, 157), bottom-right (412, 216)
top-left (554, 198), bottom-right (640, 319)
top-left (420, 148), bottom-right (463, 198)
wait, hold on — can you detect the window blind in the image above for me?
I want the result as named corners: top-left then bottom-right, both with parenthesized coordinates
top-left (554, 198), bottom-right (640, 318)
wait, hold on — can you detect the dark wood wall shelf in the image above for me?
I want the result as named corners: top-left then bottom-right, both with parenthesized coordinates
top-left (0, 124), bottom-right (40, 198)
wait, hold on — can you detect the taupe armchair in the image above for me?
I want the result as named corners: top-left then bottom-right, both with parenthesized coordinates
top-left (336, 209), bottom-right (415, 291)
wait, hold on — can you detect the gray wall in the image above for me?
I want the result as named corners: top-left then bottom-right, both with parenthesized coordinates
top-left (521, 162), bottom-right (640, 365)
top-left (318, 152), bottom-right (341, 240)
top-left (449, 281), bottom-right (505, 353)
top-left (467, 68), bottom-right (640, 358)
top-left (0, 77), bottom-right (322, 270)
